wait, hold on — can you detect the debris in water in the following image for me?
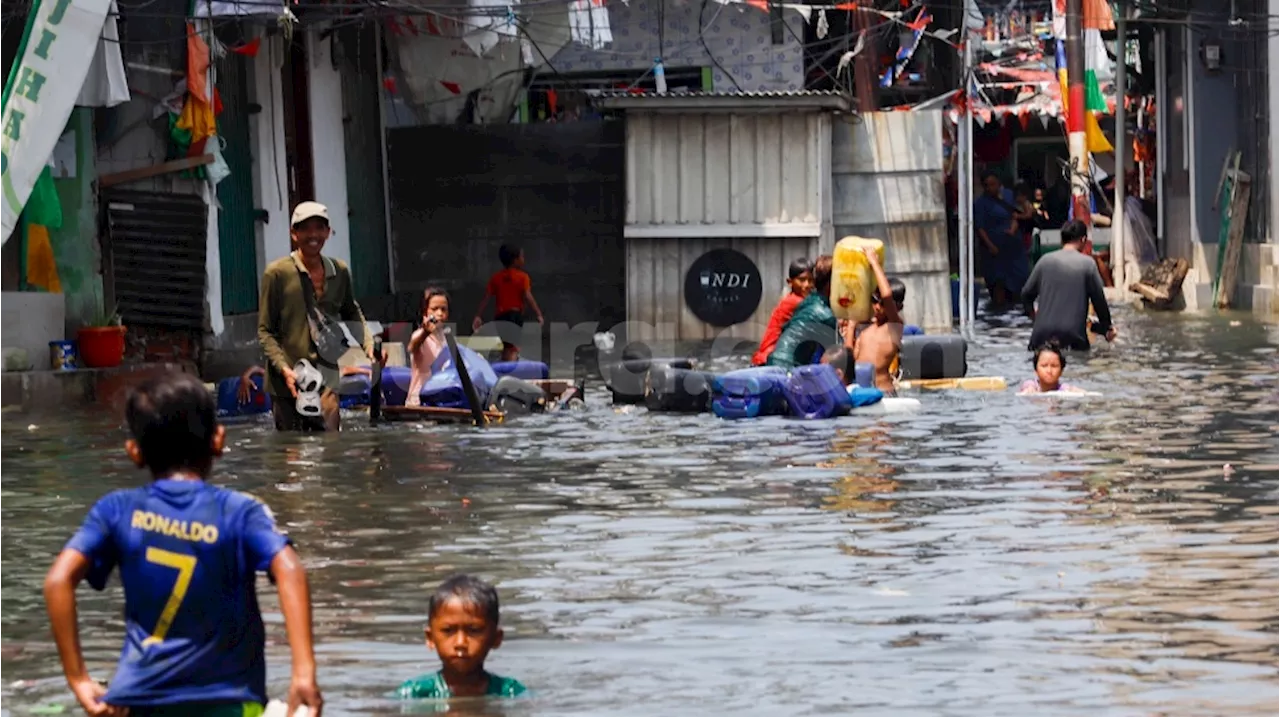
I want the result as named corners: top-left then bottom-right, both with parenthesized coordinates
top-left (1223, 463), bottom-right (1234, 479)
top-left (461, 498), bottom-right (471, 507)
top-left (26, 424), bottom-right (37, 431)
top-left (1230, 320), bottom-right (1242, 326)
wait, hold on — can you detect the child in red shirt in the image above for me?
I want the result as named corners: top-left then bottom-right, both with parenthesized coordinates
top-left (473, 244), bottom-right (544, 362)
top-left (751, 258), bottom-right (813, 366)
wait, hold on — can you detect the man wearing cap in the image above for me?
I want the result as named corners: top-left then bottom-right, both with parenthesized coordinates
top-left (258, 201), bottom-right (374, 431)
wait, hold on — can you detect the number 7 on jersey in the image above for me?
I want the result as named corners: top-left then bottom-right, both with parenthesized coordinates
top-left (141, 547), bottom-right (197, 647)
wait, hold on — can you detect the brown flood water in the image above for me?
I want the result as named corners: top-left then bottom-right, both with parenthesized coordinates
top-left (2, 308), bottom-right (1277, 716)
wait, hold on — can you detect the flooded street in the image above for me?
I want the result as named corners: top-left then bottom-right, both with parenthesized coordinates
top-left (3, 308), bottom-right (1277, 717)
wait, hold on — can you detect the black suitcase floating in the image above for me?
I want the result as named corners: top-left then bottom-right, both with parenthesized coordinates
top-left (604, 357), bottom-right (696, 405)
top-left (489, 376), bottom-right (548, 416)
top-left (644, 366), bottom-right (715, 413)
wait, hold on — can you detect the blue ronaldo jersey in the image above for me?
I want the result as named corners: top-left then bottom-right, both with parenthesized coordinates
top-left (65, 479), bottom-right (292, 707)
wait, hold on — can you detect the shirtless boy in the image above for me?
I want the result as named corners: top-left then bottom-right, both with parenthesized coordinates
top-left (851, 248), bottom-right (906, 394)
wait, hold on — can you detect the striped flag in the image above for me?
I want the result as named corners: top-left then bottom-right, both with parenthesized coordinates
top-left (1055, 39), bottom-right (1112, 153)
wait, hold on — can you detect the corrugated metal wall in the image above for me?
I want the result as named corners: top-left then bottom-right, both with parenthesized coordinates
top-left (102, 189), bottom-right (208, 330)
top-left (831, 111), bottom-right (952, 331)
top-left (626, 236), bottom-right (818, 342)
top-left (625, 112), bottom-right (831, 237)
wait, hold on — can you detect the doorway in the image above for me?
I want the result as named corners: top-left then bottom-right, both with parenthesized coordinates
top-left (280, 33), bottom-right (315, 210)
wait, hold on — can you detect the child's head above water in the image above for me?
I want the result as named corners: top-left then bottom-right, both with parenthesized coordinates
top-left (822, 346), bottom-right (855, 386)
top-left (125, 372), bottom-right (225, 478)
top-left (1031, 341), bottom-right (1066, 390)
top-left (426, 574), bottom-right (504, 678)
top-left (787, 257), bottom-right (813, 297)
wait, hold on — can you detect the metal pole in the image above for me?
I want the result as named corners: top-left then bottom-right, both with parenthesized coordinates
top-left (962, 39), bottom-right (976, 328)
top-left (1112, 5), bottom-right (1129, 289)
top-left (1065, 0), bottom-right (1091, 228)
top-left (374, 21), bottom-right (397, 294)
top-left (957, 111), bottom-right (969, 330)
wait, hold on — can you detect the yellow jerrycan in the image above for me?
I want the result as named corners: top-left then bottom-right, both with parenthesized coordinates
top-left (831, 236), bottom-right (885, 322)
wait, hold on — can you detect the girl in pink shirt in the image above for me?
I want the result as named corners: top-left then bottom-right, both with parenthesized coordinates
top-left (406, 287), bottom-right (450, 407)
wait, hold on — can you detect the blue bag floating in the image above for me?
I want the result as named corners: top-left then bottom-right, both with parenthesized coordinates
top-left (853, 362), bottom-right (875, 389)
top-left (379, 366), bottom-right (415, 406)
top-left (215, 374), bottom-right (271, 417)
top-left (491, 360), bottom-right (550, 381)
top-left (420, 345), bottom-right (499, 408)
top-left (338, 373), bottom-right (371, 408)
top-left (783, 363), bottom-right (854, 420)
top-left (711, 366), bottom-right (789, 420)
top-left (847, 385), bottom-right (885, 407)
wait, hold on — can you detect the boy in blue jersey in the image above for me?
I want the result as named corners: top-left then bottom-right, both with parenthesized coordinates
top-left (43, 372), bottom-right (324, 717)
top-left (396, 575), bottom-right (527, 702)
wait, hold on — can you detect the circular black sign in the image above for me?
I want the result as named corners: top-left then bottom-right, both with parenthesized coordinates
top-left (683, 248), bottom-right (763, 327)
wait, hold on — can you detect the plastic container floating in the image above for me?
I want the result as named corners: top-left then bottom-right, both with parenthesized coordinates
top-left (831, 236), bottom-right (885, 323)
top-left (49, 340), bottom-right (77, 371)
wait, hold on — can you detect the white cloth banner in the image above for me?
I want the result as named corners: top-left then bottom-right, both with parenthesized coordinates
top-left (190, 0), bottom-right (282, 17)
top-left (2, 0), bottom-right (114, 244)
top-left (76, 0), bottom-right (130, 108)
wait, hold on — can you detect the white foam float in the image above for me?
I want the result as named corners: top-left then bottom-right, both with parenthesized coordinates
top-left (1018, 390), bottom-right (1103, 399)
top-left (851, 397), bottom-right (923, 414)
top-left (264, 701), bottom-right (312, 717)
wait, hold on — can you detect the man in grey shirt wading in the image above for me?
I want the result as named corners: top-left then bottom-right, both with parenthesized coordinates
top-left (1021, 220), bottom-right (1118, 351)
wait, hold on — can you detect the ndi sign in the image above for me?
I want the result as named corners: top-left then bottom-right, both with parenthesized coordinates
top-left (1, 0), bottom-right (112, 243)
top-left (683, 248), bottom-right (763, 327)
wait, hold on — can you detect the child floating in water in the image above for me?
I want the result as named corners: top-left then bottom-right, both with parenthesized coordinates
top-left (397, 574), bottom-right (527, 701)
top-left (406, 287), bottom-right (451, 408)
top-left (1018, 342), bottom-right (1085, 394)
top-left (752, 257), bottom-right (812, 366)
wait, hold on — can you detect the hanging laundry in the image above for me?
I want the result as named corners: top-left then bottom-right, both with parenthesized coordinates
top-left (879, 7), bottom-right (930, 88)
top-left (568, 0), bottom-right (612, 51)
top-left (463, 0), bottom-right (519, 57)
top-left (23, 166), bottom-right (63, 293)
top-left (816, 9), bottom-right (828, 40)
top-left (176, 23), bottom-right (216, 159)
top-left (76, 0), bottom-right (130, 108)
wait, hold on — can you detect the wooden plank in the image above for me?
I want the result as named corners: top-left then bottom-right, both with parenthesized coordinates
top-left (382, 405), bottom-right (505, 424)
top-left (99, 155), bottom-right (215, 188)
top-left (898, 376), bottom-right (1008, 391)
top-left (1214, 170), bottom-right (1253, 309)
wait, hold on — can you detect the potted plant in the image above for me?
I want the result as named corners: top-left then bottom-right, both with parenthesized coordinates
top-left (77, 305), bottom-right (127, 369)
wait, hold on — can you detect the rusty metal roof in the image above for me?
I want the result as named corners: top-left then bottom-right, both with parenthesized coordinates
top-left (594, 89), bottom-right (852, 112)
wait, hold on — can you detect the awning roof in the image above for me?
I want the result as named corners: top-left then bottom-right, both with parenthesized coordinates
top-left (594, 90), bottom-right (852, 113)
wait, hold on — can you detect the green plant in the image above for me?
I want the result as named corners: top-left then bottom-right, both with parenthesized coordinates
top-left (85, 304), bottom-right (123, 328)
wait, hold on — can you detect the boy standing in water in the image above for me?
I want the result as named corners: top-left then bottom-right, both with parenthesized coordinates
top-left (397, 575), bottom-right (527, 701)
top-left (851, 247), bottom-right (906, 394)
top-left (43, 373), bottom-right (322, 717)
top-left (472, 245), bottom-right (544, 362)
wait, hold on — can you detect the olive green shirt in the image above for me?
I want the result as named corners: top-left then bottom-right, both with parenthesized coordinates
top-left (257, 252), bottom-right (372, 398)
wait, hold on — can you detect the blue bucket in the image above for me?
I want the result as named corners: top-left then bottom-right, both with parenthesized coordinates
top-left (49, 340), bottom-right (77, 371)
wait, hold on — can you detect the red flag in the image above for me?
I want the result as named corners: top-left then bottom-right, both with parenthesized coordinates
top-left (230, 37), bottom-right (261, 57)
top-left (440, 80), bottom-right (461, 95)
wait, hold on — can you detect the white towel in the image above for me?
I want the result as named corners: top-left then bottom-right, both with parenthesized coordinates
top-left (76, 0), bottom-right (130, 108)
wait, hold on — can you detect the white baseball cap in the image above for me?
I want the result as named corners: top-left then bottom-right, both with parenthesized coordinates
top-left (291, 201), bottom-right (330, 227)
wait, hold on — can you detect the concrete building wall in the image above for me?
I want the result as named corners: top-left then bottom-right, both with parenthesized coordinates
top-left (250, 35), bottom-right (292, 276)
top-left (306, 27), bottom-right (351, 267)
top-left (550, 0), bottom-right (807, 93)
